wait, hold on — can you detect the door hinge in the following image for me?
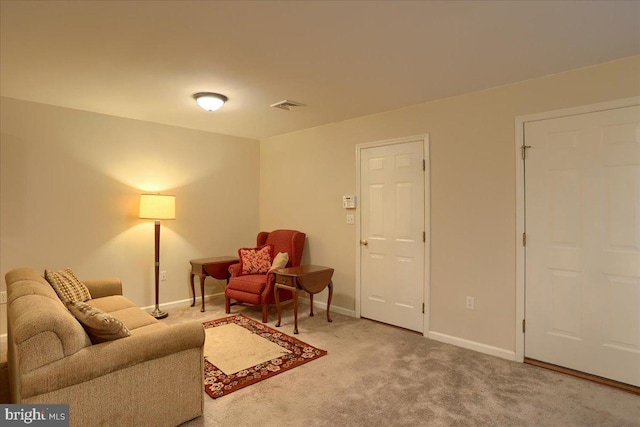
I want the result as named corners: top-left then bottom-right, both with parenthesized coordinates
top-left (521, 145), bottom-right (532, 160)
top-left (422, 303), bottom-right (425, 314)
top-left (423, 231), bottom-right (426, 242)
top-left (522, 232), bottom-right (527, 246)
top-left (522, 319), bottom-right (526, 333)
top-left (422, 159), bottom-right (426, 171)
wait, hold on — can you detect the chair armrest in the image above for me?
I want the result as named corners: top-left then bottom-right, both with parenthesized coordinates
top-left (20, 321), bottom-right (205, 399)
top-left (262, 271), bottom-right (278, 302)
top-left (82, 278), bottom-right (123, 298)
top-left (228, 263), bottom-right (241, 277)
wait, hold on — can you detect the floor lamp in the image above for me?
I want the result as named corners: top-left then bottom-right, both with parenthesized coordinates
top-left (139, 194), bottom-right (176, 319)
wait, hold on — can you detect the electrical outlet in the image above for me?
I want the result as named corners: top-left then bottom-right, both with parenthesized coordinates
top-left (0, 291), bottom-right (7, 304)
top-left (346, 214), bottom-right (355, 225)
top-left (160, 271), bottom-right (167, 281)
top-left (466, 296), bottom-right (475, 310)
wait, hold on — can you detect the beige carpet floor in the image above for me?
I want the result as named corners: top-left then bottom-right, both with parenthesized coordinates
top-left (2, 295), bottom-right (638, 426)
top-left (164, 295), bottom-right (640, 427)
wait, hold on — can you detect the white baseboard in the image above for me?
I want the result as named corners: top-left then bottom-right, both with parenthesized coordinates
top-left (305, 301), bottom-right (514, 362)
top-left (141, 292), bottom-right (225, 313)
top-left (142, 293), bottom-right (361, 318)
top-left (305, 297), bottom-right (356, 318)
top-left (428, 331), bottom-right (516, 361)
top-left (303, 301), bottom-right (513, 361)
top-left (143, 293), bottom-right (358, 319)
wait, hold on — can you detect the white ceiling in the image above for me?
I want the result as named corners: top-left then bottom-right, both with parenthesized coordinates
top-left (1, 1), bottom-right (639, 140)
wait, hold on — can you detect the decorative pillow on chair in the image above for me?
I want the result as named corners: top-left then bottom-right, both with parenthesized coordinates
top-left (45, 268), bottom-right (91, 304)
top-left (67, 301), bottom-right (131, 344)
top-left (238, 244), bottom-right (274, 275)
top-left (270, 252), bottom-right (289, 271)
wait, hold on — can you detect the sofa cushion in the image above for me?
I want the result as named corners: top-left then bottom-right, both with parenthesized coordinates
top-left (67, 301), bottom-right (131, 344)
top-left (86, 295), bottom-right (138, 313)
top-left (238, 244), bottom-right (274, 275)
top-left (105, 307), bottom-right (160, 331)
top-left (45, 268), bottom-right (91, 304)
top-left (86, 296), bottom-right (158, 330)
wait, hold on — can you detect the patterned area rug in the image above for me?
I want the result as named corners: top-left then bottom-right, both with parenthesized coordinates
top-left (202, 314), bottom-right (327, 399)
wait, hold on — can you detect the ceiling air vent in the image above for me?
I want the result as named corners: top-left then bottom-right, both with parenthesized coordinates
top-left (270, 100), bottom-right (306, 111)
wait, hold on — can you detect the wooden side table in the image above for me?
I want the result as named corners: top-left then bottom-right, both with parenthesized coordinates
top-left (189, 256), bottom-right (238, 312)
top-left (274, 265), bottom-right (334, 334)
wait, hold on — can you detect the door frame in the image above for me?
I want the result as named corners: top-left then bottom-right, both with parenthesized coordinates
top-left (355, 134), bottom-right (431, 336)
top-left (514, 96), bottom-right (640, 362)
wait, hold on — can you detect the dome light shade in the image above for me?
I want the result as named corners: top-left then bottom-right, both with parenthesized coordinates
top-left (194, 92), bottom-right (228, 111)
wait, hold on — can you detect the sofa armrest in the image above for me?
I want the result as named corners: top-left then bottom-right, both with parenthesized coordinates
top-left (20, 321), bottom-right (205, 399)
top-left (82, 278), bottom-right (122, 298)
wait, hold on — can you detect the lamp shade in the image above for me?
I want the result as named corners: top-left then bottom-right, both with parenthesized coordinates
top-left (139, 194), bottom-right (176, 220)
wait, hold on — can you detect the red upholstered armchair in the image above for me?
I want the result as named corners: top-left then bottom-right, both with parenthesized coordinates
top-left (225, 230), bottom-right (306, 322)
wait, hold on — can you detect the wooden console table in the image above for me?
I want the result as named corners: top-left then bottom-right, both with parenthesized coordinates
top-left (189, 256), bottom-right (238, 312)
top-left (274, 265), bottom-right (334, 334)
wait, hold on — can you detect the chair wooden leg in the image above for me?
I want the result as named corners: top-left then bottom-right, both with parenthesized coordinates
top-left (225, 297), bottom-right (231, 314)
top-left (262, 304), bottom-right (268, 323)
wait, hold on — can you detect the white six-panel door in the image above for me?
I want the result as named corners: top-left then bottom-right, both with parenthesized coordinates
top-left (524, 105), bottom-right (640, 386)
top-left (360, 139), bottom-right (425, 332)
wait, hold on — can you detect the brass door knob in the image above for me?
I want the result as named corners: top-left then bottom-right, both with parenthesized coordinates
top-left (360, 240), bottom-right (368, 246)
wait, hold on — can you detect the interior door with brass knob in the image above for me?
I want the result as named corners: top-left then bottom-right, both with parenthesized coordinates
top-left (359, 137), bottom-right (427, 333)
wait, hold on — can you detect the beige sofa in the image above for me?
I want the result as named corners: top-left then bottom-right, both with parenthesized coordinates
top-left (6, 267), bottom-right (205, 427)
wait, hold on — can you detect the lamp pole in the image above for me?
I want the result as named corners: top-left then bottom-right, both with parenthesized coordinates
top-left (152, 219), bottom-right (167, 319)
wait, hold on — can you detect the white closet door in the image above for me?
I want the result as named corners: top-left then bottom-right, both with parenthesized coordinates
top-left (525, 105), bottom-right (640, 386)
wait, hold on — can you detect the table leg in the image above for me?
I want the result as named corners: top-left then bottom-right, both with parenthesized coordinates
top-left (199, 275), bottom-right (206, 312)
top-left (190, 273), bottom-right (196, 307)
top-left (293, 286), bottom-right (299, 334)
top-left (309, 293), bottom-right (314, 317)
top-left (326, 280), bottom-right (333, 323)
top-left (275, 284), bottom-right (282, 328)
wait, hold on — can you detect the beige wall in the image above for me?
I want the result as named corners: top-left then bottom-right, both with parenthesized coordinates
top-left (0, 98), bottom-right (261, 336)
top-left (2, 56), bottom-right (638, 350)
top-left (259, 56), bottom-right (640, 352)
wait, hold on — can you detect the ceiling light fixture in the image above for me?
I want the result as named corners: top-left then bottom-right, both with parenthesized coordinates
top-left (193, 92), bottom-right (228, 111)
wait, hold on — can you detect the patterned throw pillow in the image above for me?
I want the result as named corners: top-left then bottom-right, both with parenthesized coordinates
top-left (238, 244), bottom-right (274, 275)
top-left (45, 268), bottom-right (91, 304)
top-left (67, 301), bottom-right (131, 344)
